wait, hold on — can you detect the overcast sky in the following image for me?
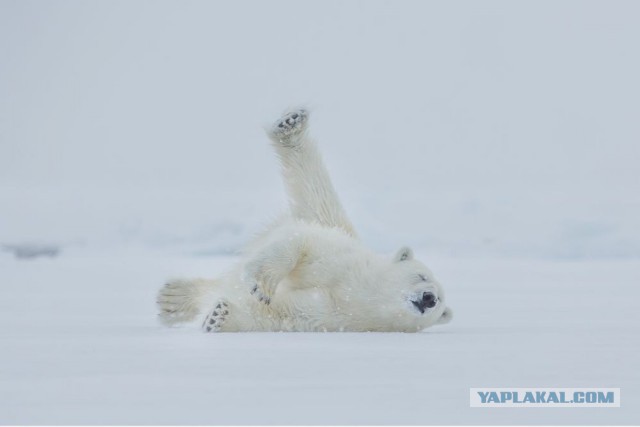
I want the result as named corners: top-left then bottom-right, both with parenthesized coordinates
top-left (1, 0), bottom-right (639, 256)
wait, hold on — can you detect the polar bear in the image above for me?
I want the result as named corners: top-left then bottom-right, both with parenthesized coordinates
top-left (157, 109), bottom-right (452, 332)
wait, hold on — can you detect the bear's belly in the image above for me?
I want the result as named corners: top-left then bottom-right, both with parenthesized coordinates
top-left (271, 286), bottom-right (348, 332)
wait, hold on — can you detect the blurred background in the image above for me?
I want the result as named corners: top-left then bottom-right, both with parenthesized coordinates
top-left (2, 0), bottom-right (639, 260)
top-left (2, 3), bottom-right (640, 424)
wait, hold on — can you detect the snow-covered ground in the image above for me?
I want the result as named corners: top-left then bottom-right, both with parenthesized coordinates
top-left (2, 1), bottom-right (640, 424)
top-left (1, 250), bottom-right (638, 424)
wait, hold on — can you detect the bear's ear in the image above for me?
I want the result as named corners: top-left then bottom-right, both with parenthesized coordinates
top-left (393, 246), bottom-right (414, 262)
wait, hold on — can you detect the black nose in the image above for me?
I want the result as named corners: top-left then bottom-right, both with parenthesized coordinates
top-left (411, 292), bottom-right (438, 313)
top-left (422, 292), bottom-right (437, 308)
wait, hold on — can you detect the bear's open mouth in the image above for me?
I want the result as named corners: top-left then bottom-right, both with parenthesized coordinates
top-left (412, 300), bottom-right (427, 314)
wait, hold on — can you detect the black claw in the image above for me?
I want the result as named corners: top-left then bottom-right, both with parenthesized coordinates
top-left (206, 326), bottom-right (212, 332)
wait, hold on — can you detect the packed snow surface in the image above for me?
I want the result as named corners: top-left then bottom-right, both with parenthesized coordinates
top-left (1, 251), bottom-right (638, 424)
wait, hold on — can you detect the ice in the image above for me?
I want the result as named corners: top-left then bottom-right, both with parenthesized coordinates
top-left (2, 243), bottom-right (61, 260)
top-left (0, 252), bottom-right (638, 424)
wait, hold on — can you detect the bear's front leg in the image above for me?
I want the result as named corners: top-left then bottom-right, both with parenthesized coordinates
top-left (242, 233), bottom-right (306, 304)
top-left (266, 108), bottom-right (357, 237)
top-left (269, 108), bottom-right (309, 146)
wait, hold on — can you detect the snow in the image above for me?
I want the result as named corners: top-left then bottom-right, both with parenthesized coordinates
top-left (1, 251), bottom-right (638, 424)
top-left (1, 0), bottom-right (640, 424)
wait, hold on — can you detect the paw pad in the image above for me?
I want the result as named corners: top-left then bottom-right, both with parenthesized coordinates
top-left (270, 109), bottom-right (308, 142)
top-left (202, 300), bottom-right (229, 333)
top-left (249, 282), bottom-right (271, 305)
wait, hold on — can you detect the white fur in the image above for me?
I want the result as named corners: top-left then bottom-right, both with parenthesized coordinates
top-left (157, 108), bottom-right (453, 332)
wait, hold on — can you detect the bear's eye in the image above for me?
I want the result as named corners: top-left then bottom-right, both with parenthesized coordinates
top-left (418, 274), bottom-right (427, 282)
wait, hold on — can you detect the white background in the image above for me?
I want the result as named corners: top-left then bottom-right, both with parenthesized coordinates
top-left (1, 0), bottom-right (639, 424)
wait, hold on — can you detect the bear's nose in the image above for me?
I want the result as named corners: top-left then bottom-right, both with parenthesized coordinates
top-left (411, 292), bottom-right (438, 314)
top-left (423, 292), bottom-right (437, 308)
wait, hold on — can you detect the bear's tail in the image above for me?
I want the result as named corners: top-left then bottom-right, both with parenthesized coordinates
top-left (157, 278), bottom-right (215, 326)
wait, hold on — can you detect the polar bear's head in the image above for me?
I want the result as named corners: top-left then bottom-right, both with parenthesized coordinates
top-left (378, 246), bottom-right (452, 331)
